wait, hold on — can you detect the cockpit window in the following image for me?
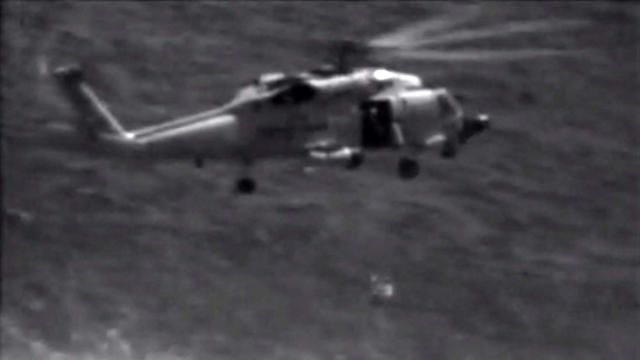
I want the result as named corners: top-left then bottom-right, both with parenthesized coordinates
top-left (270, 82), bottom-right (316, 105)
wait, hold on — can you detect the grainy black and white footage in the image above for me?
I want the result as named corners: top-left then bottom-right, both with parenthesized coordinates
top-left (2, 2), bottom-right (639, 359)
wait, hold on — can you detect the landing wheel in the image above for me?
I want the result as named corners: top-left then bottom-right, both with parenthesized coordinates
top-left (440, 139), bottom-right (458, 158)
top-left (397, 157), bottom-right (420, 180)
top-left (235, 177), bottom-right (256, 194)
top-left (346, 152), bottom-right (365, 170)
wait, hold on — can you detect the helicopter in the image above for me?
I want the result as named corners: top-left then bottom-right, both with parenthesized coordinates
top-left (50, 10), bottom-right (586, 194)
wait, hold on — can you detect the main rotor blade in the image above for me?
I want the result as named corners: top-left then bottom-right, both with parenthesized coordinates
top-left (368, 5), bottom-right (481, 48)
top-left (385, 48), bottom-right (587, 62)
top-left (406, 19), bottom-right (589, 48)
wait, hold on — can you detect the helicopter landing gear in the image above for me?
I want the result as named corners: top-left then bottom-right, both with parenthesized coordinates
top-left (235, 177), bottom-right (256, 194)
top-left (234, 153), bottom-right (257, 194)
top-left (397, 156), bottom-right (420, 179)
top-left (440, 137), bottom-right (459, 159)
top-left (346, 151), bottom-right (365, 170)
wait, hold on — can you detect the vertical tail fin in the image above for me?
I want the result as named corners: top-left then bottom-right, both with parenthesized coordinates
top-left (53, 65), bottom-right (130, 139)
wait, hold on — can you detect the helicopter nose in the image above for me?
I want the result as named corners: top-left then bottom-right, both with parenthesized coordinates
top-left (458, 113), bottom-right (490, 144)
top-left (476, 113), bottom-right (490, 130)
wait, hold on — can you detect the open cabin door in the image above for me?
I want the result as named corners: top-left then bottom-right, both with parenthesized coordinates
top-left (360, 100), bottom-right (393, 149)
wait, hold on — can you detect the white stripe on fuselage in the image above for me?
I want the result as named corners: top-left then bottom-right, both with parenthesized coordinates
top-left (130, 85), bottom-right (270, 140)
